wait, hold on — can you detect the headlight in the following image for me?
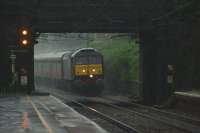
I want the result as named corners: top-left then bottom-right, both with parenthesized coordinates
top-left (82, 69), bottom-right (86, 73)
top-left (89, 74), bottom-right (94, 78)
top-left (92, 69), bottom-right (96, 72)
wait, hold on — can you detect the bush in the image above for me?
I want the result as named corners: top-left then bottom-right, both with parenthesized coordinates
top-left (89, 36), bottom-right (139, 94)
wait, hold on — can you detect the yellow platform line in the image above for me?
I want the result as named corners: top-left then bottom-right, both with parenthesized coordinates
top-left (27, 96), bottom-right (54, 133)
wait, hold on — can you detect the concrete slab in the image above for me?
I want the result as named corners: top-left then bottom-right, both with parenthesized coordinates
top-left (0, 95), bottom-right (107, 133)
top-left (175, 91), bottom-right (200, 103)
top-left (175, 91), bottom-right (200, 98)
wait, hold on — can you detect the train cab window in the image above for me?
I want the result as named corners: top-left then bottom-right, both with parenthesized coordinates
top-left (89, 56), bottom-right (102, 64)
top-left (75, 56), bottom-right (88, 64)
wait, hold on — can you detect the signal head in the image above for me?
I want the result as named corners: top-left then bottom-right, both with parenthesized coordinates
top-left (18, 26), bottom-right (31, 47)
top-left (19, 27), bottom-right (30, 36)
top-left (22, 30), bottom-right (28, 35)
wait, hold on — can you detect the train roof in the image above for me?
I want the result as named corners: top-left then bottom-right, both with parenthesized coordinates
top-left (71, 48), bottom-right (97, 57)
top-left (34, 51), bottom-right (72, 61)
top-left (35, 48), bottom-right (99, 61)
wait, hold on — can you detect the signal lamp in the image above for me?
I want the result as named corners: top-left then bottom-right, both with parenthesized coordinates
top-left (22, 30), bottom-right (28, 35)
top-left (18, 26), bottom-right (31, 47)
top-left (22, 39), bottom-right (28, 45)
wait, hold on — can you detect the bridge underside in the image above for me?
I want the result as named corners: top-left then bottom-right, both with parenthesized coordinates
top-left (1, 0), bottom-right (191, 33)
top-left (0, 0), bottom-right (141, 32)
top-left (0, 0), bottom-right (198, 33)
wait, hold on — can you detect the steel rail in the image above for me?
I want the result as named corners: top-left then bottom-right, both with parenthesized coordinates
top-left (97, 97), bottom-right (200, 133)
top-left (103, 97), bottom-right (200, 126)
top-left (53, 93), bottom-right (141, 133)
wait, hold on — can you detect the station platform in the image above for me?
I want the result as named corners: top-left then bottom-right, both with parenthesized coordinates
top-left (174, 91), bottom-right (200, 118)
top-left (0, 95), bottom-right (107, 133)
top-left (175, 91), bottom-right (200, 103)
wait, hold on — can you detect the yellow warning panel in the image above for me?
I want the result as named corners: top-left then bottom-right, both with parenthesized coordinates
top-left (88, 64), bottom-right (103, 75)
top-left (75, 64), bottom-right (103, 76)
top-left (75, 65), bottom-right (88, 76)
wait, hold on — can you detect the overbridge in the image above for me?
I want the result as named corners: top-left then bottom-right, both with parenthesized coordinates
top-left (1, 0), bottom-right (190, 32)
top-left (0, 0), bottom-right (140, 32)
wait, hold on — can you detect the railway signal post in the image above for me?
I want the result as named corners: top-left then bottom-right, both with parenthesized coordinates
top-left (15, 25), bottom-right (35, 93)
top-left (0, 15), bottom-right (37, 94)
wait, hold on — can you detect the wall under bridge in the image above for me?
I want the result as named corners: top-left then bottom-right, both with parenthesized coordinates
top-left (0, 16), bottom-right (35, 94)
top-left (139, 11), bottom-right (200, 105)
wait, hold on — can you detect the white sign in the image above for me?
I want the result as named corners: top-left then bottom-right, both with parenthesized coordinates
top-left (21, 76), bottom-right (28, 86)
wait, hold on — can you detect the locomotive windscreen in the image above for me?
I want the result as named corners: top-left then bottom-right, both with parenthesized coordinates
top-left (75, 56), bottom-right (87, 64)
top-left (75, 56), bottom-right (102, 65)
top-left (89, 56), bottom-right (102, 64)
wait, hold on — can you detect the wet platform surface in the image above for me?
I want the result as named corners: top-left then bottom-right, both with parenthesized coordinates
top-left (175, 91), bottom-right (200, 103)
top-left (175, 91), bottom-right (200, 98)
top-left (0, 95), bottom-right (107, 133)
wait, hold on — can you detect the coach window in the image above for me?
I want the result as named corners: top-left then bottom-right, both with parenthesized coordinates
top-left (40, 63), bottom-right (42, 75)
top-left (55, 63), bottom-right (58, 78)
top-left (41, 63), bottom-right (43, 76)
top-left (54, 63), bottom-right (56, 79)
top-left (58, 63), bottom-right (61, 78)
top-left (50, 62), bottom-right (52, 78)
top-left (44, 62), bottom-right (46, 77)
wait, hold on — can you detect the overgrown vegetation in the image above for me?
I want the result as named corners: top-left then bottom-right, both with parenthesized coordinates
top-left (89, 35), bottom-right (139, 94)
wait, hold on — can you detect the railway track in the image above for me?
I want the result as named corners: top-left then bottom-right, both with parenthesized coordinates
top-left (52, 92), bottom-right (140, 133)
top-left (102, 97), bottom-right (200, 127)
top-left (78, 100), bottom-right (194, 133)
top-left (44, 88), bottom-right (200, 133)
top-left (71, 100), bottom-right (141, 133)
top-left (94, 97), bottom-right (200, 133)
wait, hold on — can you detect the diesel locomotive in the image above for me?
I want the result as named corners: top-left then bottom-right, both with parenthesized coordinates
top-left (34, 48), bottom-right (104, 96)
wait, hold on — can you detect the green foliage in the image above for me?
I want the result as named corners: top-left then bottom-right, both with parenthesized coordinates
top-left (89, 36), bottom-right (139, 93)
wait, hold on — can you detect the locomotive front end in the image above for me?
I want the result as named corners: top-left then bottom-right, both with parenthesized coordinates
top-left (72, 48), bottom-right (104, 96)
